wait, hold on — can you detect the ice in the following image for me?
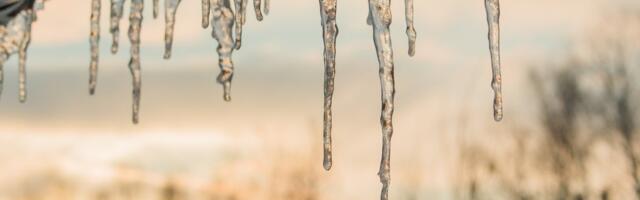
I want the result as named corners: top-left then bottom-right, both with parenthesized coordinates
top-left (319, 0), bottom-right (338, 171)
top-left (128, 0), bottom-right (144, 123)
top-left (90, 0), bottom-right (101, 95)
top-left (484, 0), bottom-right (503, 121)
top-left (163, 0), bottom-right (182, 59)
top-left (368, 0), bottom-right (396, 199)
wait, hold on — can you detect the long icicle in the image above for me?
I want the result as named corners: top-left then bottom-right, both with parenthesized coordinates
top-left (18, 10), bottom-right (33, 103)
top-left (110, 0), bottom-right (125, 54)
top-left (263, 0), bottom-right (269, 15)
top-left (253, 0), bottom-right (262, 21)
top-left (0, 54), bottom-right (4, 99)
top-left (163, 0), bottom-right (182, 59)
top-left (202, 0), bottom-right (210, 28)
top-left (89, 0), bottom-right (101, 95)
top-left (153, 0), bottom-right (159, 19)
top-left (404, 0), bottom-right (415, 56)
top-left (211, 0), bottom-right (236, 101)
top-left (484, 0), bottom-right (502, 121)
top-left (233, 0), bottom-right (246, 50)
top-left (368, 0), bottom-right (395, 199)
top-left (319, 0), bottom-right (338, 171)
top-left (128, 0), bottom-right (144, 124)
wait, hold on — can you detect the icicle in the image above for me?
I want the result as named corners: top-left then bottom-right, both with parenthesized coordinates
top-left (128, 0), bottom-right (144, 124)
top-left (202, 0), bottom-right (210, 28)
top-left (153, 0), bottom-right (159, 19)
top-left (0, 54), bottom-right (5, 99)
top-left (211, 0), bottom-right (235, 101)
top-left (404, 0), bottom-right (415, 56)
top-left (319, 0), bottom-right (338, 171)
top-left (263, 0), bottom-right (269, 15)
top-left (368, 0), bottom-right (395, 199)
top-left (18, 10), bottom-right (33, 103)
top-left (110, 0), bottom-right (125, 54)
top-left (163, 0), bottom-right (182, 59)
top-left (89, 0), bottom-right (101, 95)
top-left (484, 0), bottom-right (502, 121)
top-left (253, 0), bottom-right (262, 21)
top-left (233, 0), bottom-right (246, 50)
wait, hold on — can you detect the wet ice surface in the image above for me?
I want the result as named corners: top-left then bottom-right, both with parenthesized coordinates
top-left (128, 0), bottom-right (144, 124)
top-left (109, 0), bottom-right (125, 54)
top-left (90, 0), bottom-right (101, 95)
top-left (163, 0), bottom-right (182, 59)
top-left (404, 0), bottom-right (416, 56)
top-left (367, 0), bottom-right (396, 199)
top-left (210, 0), bottom-right (236, 102)
top-left (319, 0), bottom-right (337, 171)
top-left (484, 0), bottom-right (503, 121)
top-left (0, 10), bottom-right (34, 102)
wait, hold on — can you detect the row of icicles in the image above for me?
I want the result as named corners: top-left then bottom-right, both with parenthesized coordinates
top-left (0, 0), bottom-right (503, 199)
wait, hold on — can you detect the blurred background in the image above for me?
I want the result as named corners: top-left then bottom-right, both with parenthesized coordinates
top-left (1, 0), bottom-right (640, 199)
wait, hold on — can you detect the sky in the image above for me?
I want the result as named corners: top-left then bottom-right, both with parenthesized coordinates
top-left (0, 0), bottom-right (639, 199)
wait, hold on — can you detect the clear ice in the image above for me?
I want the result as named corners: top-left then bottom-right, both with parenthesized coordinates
top-left (368, 0), bottom-right (395, 199)
top-left (110, 0), bottom-right (125, 54)
top-left (210, 0), bottom-right (236, 101)
top-left (484, 0), bottom-right (502, 121)
top-left (153, 0), bottom-right (160, 19)
top-left (90, 0), bottom-right (101, 95)
top-left (201, 0), bottom-right (210, 28)
top-left (0, 10), bottom-right (34, 102)
top-left (233, 0), bottom-right (246, 50)
top-left (18, 10), bottom-right (33, 103)
top-left (319, 0), bottom-right (338, 171)
top-left (253, 0), bottom-right (262, 21)
top-left (163, 0), bottom-right (182, 59)
top-left (128, 0), bottom-right (144, 124)
top-left (404, 0), bottom-right (415, 56)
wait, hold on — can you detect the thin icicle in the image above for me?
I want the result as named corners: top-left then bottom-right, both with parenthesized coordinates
top-left (202, 0), bottom-right (210, 28)
top-left (404, 0), bottom-right (415, 56)
top-left (484, 0), bottom-right (502, 121)
top-left (253, 0), bottom-right (262, 21)
top-left (163, 0), bottom-right (182, 59)
top-left (263, 0), bottom-right (269, 15)
top-left (0, 55), bottom-right (5, 99)
top-left (211, 0), bottom-right (236, 101)
top-left (90, 0), bottom-right (101, 95)
top-left (18, 10), bottom-right (33, 103)
top-left (128, 0), bottom-right (144, 124)
top-left (319, 0), bottom-right (338, 171)
top-left (368, 0), bottom-right (395, 199)
top-left (233, 0), bottom-right (246, 50)
top-left (153, 0), bottom-right (159, 19)
top-left (110, 0), bottom-right (125, 54)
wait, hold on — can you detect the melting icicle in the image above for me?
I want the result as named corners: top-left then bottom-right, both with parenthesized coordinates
top-left (263, 0), bottom-right (269, 15)
top-left (253, 0), bottom-right (263, 21)
top-left (211, 0), bottom-right (236, 101)
top-left (484, 0), bottom-right (502, 121)
top-left (233, 0), bottom-right (246, 50)
top-left (0, 54), bottom-right (5, 98)
top-left (110, 0), bottom-right (125, 54)
top-left (163, 0), bottom-right (182, 59)
top-left (153, 0), bottom-right (159, 19)
top-left (202, 0), bottom-right (210, 28)
top-left (404, 0), bottom-right (415, 56)
top-left (319, 0), bottom-right (337, 171)
top-left (0, 10), bottom-right (34, 101)
top-left (128, 0), bottom-right (144, 124)
top-left (18, 10), bottom-right (33, 103)
top-left (368, 0), bottom-right (395, 199)
top-left (89, 0), bottom-right (101, 95)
